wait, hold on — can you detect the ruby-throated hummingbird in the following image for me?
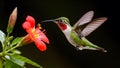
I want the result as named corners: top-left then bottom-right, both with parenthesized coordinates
top-left (42, 11), bottom-right (107, 52)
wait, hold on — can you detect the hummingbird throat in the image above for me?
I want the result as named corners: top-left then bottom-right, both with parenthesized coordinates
top-left (58, 23), bottom-right (67, 30)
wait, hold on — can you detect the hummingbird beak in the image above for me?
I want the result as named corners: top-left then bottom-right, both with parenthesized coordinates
top-left (41, 20), bottom-right (56, 23)
top-left (41, 18), bottom-right (61, 23)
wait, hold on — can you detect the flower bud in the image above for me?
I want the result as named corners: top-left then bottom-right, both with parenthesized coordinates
top-left (7, 7), bottom-right (17, 34)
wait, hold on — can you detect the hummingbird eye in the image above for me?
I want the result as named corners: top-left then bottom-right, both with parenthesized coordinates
top-left (56, 19), bottom-right (63, 23)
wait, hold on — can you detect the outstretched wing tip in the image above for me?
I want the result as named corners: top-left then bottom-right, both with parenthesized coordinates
top-left (81, 16), bottom-right (107, 36)
top-left (89, 10), bottom-right (94, 13)
top-left (102, 17), bottom-right (108, 20)
top-left (98, 17), bottom-right (108, 22)
top-left (87, 10), bottom-right (94, 15)
top-left (73, 10), bottom-right (95, 28)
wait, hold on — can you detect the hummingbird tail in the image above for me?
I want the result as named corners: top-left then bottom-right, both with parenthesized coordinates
top-left (97, 47), bottom-right (107, 52)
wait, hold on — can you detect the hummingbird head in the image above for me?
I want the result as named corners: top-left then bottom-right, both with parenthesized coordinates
top-left (42, 17), bottom-right (70, 31)
top-left (54, 17), bottom-right (70, 31)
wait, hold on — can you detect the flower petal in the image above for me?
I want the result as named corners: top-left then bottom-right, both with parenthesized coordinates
top-left (25, 16), bottom-right (35, 28)
top-left (34, 38), bottom-right (47, 51)
top-left (35, 28), bottom-right (49, 44)
top-left (22, 21), bottom-right (31, 30)
top-left (25, 28), bottom-right (48, 51)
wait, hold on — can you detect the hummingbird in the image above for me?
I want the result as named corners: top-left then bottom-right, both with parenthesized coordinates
top-left (42, 11), bottom-right (107, 52)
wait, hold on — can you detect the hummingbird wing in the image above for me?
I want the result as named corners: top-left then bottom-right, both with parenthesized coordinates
top-left (73, 11), bottom-right (94, 29)
top-left (81, 17), bottom-right (107, 36)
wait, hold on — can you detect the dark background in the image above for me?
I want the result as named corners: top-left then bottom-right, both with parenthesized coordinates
top-left (0, 0), bottom-right (120, 68)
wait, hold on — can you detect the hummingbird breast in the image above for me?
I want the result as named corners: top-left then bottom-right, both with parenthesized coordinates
top-left (62, 26), bottom-right (78, 47)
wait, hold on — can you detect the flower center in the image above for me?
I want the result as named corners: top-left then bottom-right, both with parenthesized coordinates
top-left (31, 29), bottom-right (41, 39)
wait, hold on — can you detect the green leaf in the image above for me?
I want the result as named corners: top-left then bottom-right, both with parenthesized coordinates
top-left (5, 55), bottom-right (25, 67)
top-left (10, 54), bottom-right (43, 68)
top-left (0, 30), bottom-right (6, 44)
top-left (11, 49), bottom-right (21, 54)
top-left (11, 37), bottom-right (23, 47)
top-left (5, 59), bottom-right (25, 68)
top-left (10, 55), bottom-right (25, 66)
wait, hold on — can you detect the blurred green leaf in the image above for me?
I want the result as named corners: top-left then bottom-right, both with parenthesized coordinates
top-left (11, 37), bottom-right (23, 47)
top-left (5, 59), bottom-right (24, 68)
top-left (10, 54), bottom-right (43, 68)
top-left (11, 49), bottom-right (21, 54)
top-left (0, 30), bottom-right (6, 44)
top-left (5, 55), bottom-right (25, 68)
top-left (0, 57), bottom-right (3, 68)
top-left (10, 55), bottom-right (25, 66)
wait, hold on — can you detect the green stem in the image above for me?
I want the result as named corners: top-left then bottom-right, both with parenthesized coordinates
top-left (0, 58), bottom-right (3, 68)
top-left (6, 33), bottom-right (10, 38)
top-left (5, 42), bottom-right (21, 53)
top-left (5, 38), bottom-right (24, 54)
top-left (2, 34), bottom-right (9, 52)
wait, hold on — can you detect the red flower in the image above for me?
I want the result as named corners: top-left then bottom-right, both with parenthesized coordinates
top-left (22, 16), bottom-right (49, 51)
